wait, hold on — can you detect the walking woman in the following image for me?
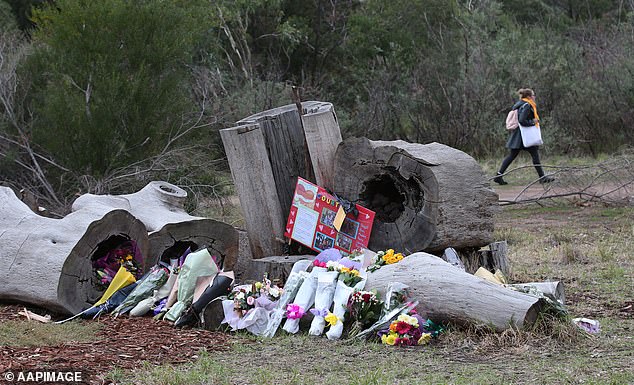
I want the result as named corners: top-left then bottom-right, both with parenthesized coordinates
top-left (494, 88), bottom-right (555, 185)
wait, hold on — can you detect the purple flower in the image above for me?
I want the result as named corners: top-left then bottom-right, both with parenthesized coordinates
top-left (315, 248), bottom-right (342, 263)
top-left (339, 257), bottom-right (362, 271)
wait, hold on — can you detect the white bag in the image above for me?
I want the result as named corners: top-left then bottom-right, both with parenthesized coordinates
top-left (519, 125), bottom-right (543, 147)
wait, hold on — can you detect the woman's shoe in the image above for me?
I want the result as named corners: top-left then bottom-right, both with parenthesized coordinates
top-left (493, 173), bottom-right (508, 185)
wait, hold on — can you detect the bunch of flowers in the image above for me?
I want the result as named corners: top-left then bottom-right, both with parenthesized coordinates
top-left (346, 290), bottom-right (382, 336)
top-left (313, 248), bottom-right (343, 268)
top-left (366, 249), bottom-right (404, 272)
top-left (325, 259), bottom-right (363, 287)
top-left (378, 312), bottom-right (444, 346)
top-left (93, 241), bottom-right (143, 290)
top-left (227, 275), bottom-right (283, 316)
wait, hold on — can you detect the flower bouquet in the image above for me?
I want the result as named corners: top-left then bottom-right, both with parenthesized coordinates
top-left (325, 269), bottom-right (367, 340)
top-left (378, 312), bottom-right (444, 346)
top-left (221, 275), bottom-right (283, 335)
top-left (307, 270), bottom-right (339, 336)
top-left (261, 259), bottom-right (313, 338)
top-left (282, 265), bottom-right (326, 334)
top-left (366, 249), bottom-right (404, 273)
top-left (112, 264), bottom-right (170, 316)
top-left (93, 240), bottom-right (143, 290)
top-left (346, 290), bottom-right (382, 337)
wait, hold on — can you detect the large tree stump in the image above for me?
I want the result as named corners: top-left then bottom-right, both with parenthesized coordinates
top-left (365, 252), bottom-right (545, 330)
top-left (222, 101), bottom-right (342, 258)
top-left (0, 187), bottom-right (150, 314)
top-left (333, 138), bottom-right (499, 253)
top-left (71, 181), bottom-right (239, 269)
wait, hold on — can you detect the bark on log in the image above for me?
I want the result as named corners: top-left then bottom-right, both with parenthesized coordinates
top-left (72, 181), bottom-right (239, 269)
top-left (333, 138), bottom-right (499, 253)
top-left (0, 187), bottom-right (149, 314)
top-left (365, 252), bottom-right (545, 330)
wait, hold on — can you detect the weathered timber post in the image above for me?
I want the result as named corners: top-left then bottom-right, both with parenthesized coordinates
top-left (222, 101), bottom-right (342, 258)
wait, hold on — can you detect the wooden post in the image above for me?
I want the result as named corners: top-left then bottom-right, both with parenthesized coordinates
top-left (220, 124), bottom-right (286, 258)
top-left (224, 101), bottom-right (343, 258)
top-left (301, 102), bottom-right (342, 190)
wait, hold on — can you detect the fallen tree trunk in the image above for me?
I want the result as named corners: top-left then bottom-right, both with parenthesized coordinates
top-left (365, 252), bottom-right (545, 331)
top-left (334, 138), bottom-right (499, 253)
top-left (71, 181), bottom-right (239, 270)
top-left (0, 187), bottom-right (150, 314)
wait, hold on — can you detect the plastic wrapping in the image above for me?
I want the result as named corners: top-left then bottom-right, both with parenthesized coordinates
top-left (282, 266), bottom-right (326, 334)
top-left (113, 265), bottom-right (169, 316)
top-left (308, 271), bottom-right (339, 336)
top-left (164, 248), bottom-right (218, 322)
top-left (261, 259), bottom-right (312, 338)
top-left (325, 278), bottom-right (366, 340)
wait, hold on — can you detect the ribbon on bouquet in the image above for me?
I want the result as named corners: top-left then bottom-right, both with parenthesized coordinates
top-left (286, 303), bottom-right (305, 319)
top-left (310, 308), bottom-right (329, 318)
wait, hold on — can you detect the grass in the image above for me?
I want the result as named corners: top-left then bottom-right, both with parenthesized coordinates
top-left (0, 319), bottom-right (100, 346)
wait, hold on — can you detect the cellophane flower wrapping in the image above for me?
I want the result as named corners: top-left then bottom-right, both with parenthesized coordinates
top-left (353, 282), bottom-right (413, 339)
top-left (112, 265), bottom-right (169, 316)
top-left (164, 248), bottom-right (218, 322)
top-left (282, 266), bottom-right (326, 334)
top-left (325, 277), bottom-right (366, 340)
top-left (308, 270), bottom-right (339, 336)
top-left (261, 259), bottom-right (312, 338)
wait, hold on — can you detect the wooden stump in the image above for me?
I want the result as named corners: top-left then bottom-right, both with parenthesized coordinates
top-left (0, 187), bottom-right (150, 314)
top-left (222, 101), bottom-right (342, 258)
top-left (333, 138), bottom-right (499, 253)
top-left (365, 252), bottom-right (545, 331)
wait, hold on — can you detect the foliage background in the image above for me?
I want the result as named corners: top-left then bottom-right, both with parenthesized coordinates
top-left (1, 0), bottom-right (634, 211)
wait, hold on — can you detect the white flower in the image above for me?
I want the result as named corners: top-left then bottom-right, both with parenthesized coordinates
top-left (397, 314), bottom-right (419, 327)
top-left (236, 292), bottom-right (245, 300)
top-left (269, 287), bottom-right (281, 298)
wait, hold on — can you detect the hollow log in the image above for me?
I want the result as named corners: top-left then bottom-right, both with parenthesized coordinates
top-left (71, 181), bottom-right (239, 269)
top-left (0, 187), bottom-right (150, 314)
top-left (365, 252), bottom-right (545, 330)
top-left (333, 138), bottom-right (499, 253)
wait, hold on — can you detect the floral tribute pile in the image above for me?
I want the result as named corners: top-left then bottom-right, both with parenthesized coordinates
top-left (217, 247), bottom-right (444, 348)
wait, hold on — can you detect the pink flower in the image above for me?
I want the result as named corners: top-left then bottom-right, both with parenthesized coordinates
top-left (286, 303), bottom-right (305, 319)
top-left (246, 296), bottom-right (255, 306)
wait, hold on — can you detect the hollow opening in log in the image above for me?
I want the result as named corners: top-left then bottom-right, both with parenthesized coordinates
top-left (90, 234), bottom-right (143, 303)
top-left (159, 241), bottom-right (200, 263)
top-left (360, 173), bottom-right (424, 223)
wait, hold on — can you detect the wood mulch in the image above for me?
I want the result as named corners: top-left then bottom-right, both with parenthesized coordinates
top-left (0, 305), bottom-right (235, 384)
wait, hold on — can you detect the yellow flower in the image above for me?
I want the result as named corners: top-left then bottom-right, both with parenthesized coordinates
top-left (397, 314), bottom-right (418, 328)
top-left (394, 253), bottom-right (404, 262)
top-left (255, 282), bottom-right (263, 290)
top-left (381, 334), bottom-right (388, 344)
top-left (349, 269), bottom-right (360, 277)
top-left (325, 312), bottom-right (340, 327)
top-left (340, 267), bottom-right (351, 273)
top-left (418, 333), bottom-right (432, 345)
top-left (385, 333), bottom-right (397, 345)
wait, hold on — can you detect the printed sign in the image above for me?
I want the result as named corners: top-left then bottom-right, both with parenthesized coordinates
top-left (284, 177), bottom-right (375, 255)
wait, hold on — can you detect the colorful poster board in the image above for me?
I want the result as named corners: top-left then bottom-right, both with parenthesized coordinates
top-left (284, 177), bottom-right (375, 255)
